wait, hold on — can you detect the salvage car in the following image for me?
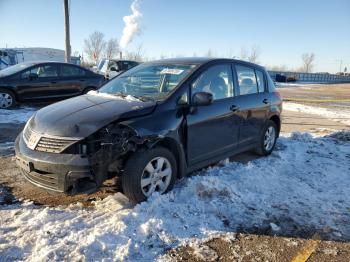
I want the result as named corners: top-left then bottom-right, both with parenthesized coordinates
top-left (99, 59), bottom-right (140, 79)
top-left (15, 58), bottom-right (282, 203)
top-left (0, 61), bottom-right (105, 108)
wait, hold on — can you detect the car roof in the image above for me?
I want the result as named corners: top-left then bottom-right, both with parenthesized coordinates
top-left (108, 59), bottom-right (139, 63)
top-left (17, 61), bottom-right (82, 67)
top-left (144, 57), bottom-right (265, 70)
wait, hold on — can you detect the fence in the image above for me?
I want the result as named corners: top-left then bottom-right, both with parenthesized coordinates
top-left (268, 71), bottom-right (350, 83)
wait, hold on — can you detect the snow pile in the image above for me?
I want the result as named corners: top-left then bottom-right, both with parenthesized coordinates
top-left (283, 102), bottom-right (350, 125)
top-left (275, 82), bottom-right (323, 88)
top-left (87, 90), bottom-right (141, 102)
top-left (0, 107), bottom-right (36, 124)
top-left (0, 132), bottom-right (349, 261)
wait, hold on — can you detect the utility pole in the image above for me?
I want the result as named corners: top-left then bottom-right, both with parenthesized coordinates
top-left (63, 0), bottom-right (71, 63)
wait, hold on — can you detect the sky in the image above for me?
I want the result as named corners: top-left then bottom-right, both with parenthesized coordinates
top-left (0, 0), bottom-right (349, 73)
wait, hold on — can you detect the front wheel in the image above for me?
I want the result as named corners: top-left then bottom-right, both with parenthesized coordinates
top-left (122, 147), bottom-right (177, 203)
top-left (255, 120), bottom-right (278, 156)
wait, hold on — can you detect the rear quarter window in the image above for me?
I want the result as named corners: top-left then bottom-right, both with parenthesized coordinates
top-left (266, 72), bottom-right (276, 92)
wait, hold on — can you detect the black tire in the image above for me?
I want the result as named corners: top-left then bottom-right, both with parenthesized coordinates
top-left (0, 88), bottom-right (17, 109)
top-left (82, 87), bottom-right (96, 94)
top-left (122, 147), bottom-right (177, 203)
top-left (255, 120), bottom-right (278, 156)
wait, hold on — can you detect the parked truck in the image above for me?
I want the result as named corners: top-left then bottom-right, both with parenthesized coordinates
top-left (0, 47), bottom-right (80, 70)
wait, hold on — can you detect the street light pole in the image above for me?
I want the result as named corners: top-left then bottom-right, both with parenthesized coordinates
top-left (63, 0), bottom-right (71, 63)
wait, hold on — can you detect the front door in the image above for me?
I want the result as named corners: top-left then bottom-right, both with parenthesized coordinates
top-left (186, 63), bottom-right (240, 165)
top-left (16, 64), bottom-right (60, 100)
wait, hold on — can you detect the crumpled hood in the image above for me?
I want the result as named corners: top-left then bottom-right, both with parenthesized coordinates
top-left (30, 93), bottom-right (156, 138)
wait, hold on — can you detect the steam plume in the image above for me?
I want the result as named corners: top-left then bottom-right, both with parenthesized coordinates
top-left (119, 0), bottom-right (142, 49)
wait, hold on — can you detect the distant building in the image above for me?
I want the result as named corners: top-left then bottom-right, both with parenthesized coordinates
top-left (0, 47), bottom-right (80, 70)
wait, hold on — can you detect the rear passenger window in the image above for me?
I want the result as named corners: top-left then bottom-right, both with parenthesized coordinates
top-left (255, 70), bottom-right (265, 93)
top-left (61, 65), bottom-right (86, 77)
top-left (235, 65), bottom-right (258, 95)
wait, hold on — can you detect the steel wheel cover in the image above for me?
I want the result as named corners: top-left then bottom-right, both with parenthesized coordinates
top-left (0, 92), bottom-right (13, 109)
top-left (264, 126), bottom-right (276, 151)
top-left (141, 157), bottom-right (172, 197)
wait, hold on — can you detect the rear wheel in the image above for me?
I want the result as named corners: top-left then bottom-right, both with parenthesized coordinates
top-left (0, 89), bottom-right (16, 109)
top-left (122, 147), bottom-right (177, 203)
top-left (255, 120), bottom-right (278, 156)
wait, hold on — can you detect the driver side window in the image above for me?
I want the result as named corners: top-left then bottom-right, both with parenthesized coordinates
top-left (192, 64), bottom-right (234, 100)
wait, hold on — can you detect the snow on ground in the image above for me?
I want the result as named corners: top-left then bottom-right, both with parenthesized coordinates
top-left (283, 102), bottom-right (350, 126)
top-left (0, 131), bottom-right (349, 261)
top-left (275, 82), bottom-right (321, 88)
top-left (0, 107), bottom-right (37, 124)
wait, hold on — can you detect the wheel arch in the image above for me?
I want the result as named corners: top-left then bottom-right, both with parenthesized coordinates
top-left (149, 137), bottom-right (187, 179)
top-left (0, 86), bottom-right (17, 98)
top-left (269, 114), bottom-right (281, 136)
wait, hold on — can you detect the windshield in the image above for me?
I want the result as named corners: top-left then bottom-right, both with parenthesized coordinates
top-left (98, 63), bottom-right (196, 100)
top-left (0, 63), bottom-right (33, 77)
top-left (97, 59), bottom-right (106, 70)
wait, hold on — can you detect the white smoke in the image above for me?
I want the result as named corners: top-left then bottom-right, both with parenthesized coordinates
top-left (119, 0), bottom-right (142, 49)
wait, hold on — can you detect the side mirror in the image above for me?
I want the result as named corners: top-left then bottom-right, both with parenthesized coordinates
top-left (110, 67), bottom-right (119, 72)
top-left (29, 73), bottom-right (38, 80)
top-left (192, 92), bottom-right (213, 106)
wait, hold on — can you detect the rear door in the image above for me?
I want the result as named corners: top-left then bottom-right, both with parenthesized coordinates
top-left (186, 63), bottom-right (240, 165)
top-left (232, 64), bottom-right (269, 146)
top-left (57, 64), bottom-right (88, 96)
top-left (16, 63), bottom-right (60, 100)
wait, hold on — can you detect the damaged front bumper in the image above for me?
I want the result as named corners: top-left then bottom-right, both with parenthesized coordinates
top-left (15, 134), bottom-right (93, 193)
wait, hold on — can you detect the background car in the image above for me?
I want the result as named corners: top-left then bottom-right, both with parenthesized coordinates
top-left (0, 61), bottom-right (105, 109)
top-left (98, 59), bottom-right (140, 79)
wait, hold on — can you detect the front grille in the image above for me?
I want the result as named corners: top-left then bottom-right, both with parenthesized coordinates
top-left (36, 137), bottom-right (77, 153)
top-left (23, 125), bottom-right (80, 153)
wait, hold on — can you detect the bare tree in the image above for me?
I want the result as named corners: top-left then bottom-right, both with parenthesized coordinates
top-left (239, 47), bottom-right (248, 61)
top-left (125, 44), bottom-right (146, 62)
top-left (248, 46), bottom-right (261, 63)
top-left (206, 49), bottom-right (214, 57)
top-left (301, 53), bottom-right (315, 73)
top-left (224, 49), bottom-right (236, 59)
top-left (72, 50), bottom-right (80, 57)
top-left (84, 31), bottom-right (106, 63)
top-left (267, 64), bottom-right (289, 71)
top-left (105, 38), bottom-right (120, 59)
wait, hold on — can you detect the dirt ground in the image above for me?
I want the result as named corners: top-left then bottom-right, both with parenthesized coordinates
top-left (0, 83), bottom-right (349, 261)
top-left (278, 83), bottom-right (350, 111)
top-left (166, 233), bottom-right (350, 262)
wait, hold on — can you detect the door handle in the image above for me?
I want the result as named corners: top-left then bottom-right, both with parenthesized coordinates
top-left (263, 98), bottom-right (269, 104)
top-left (79, 79), bottom-right (85, 82)
top-left (51, 81), bottom-right (57, 84)
top-left (230, 105), bottom-right (239, 112)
